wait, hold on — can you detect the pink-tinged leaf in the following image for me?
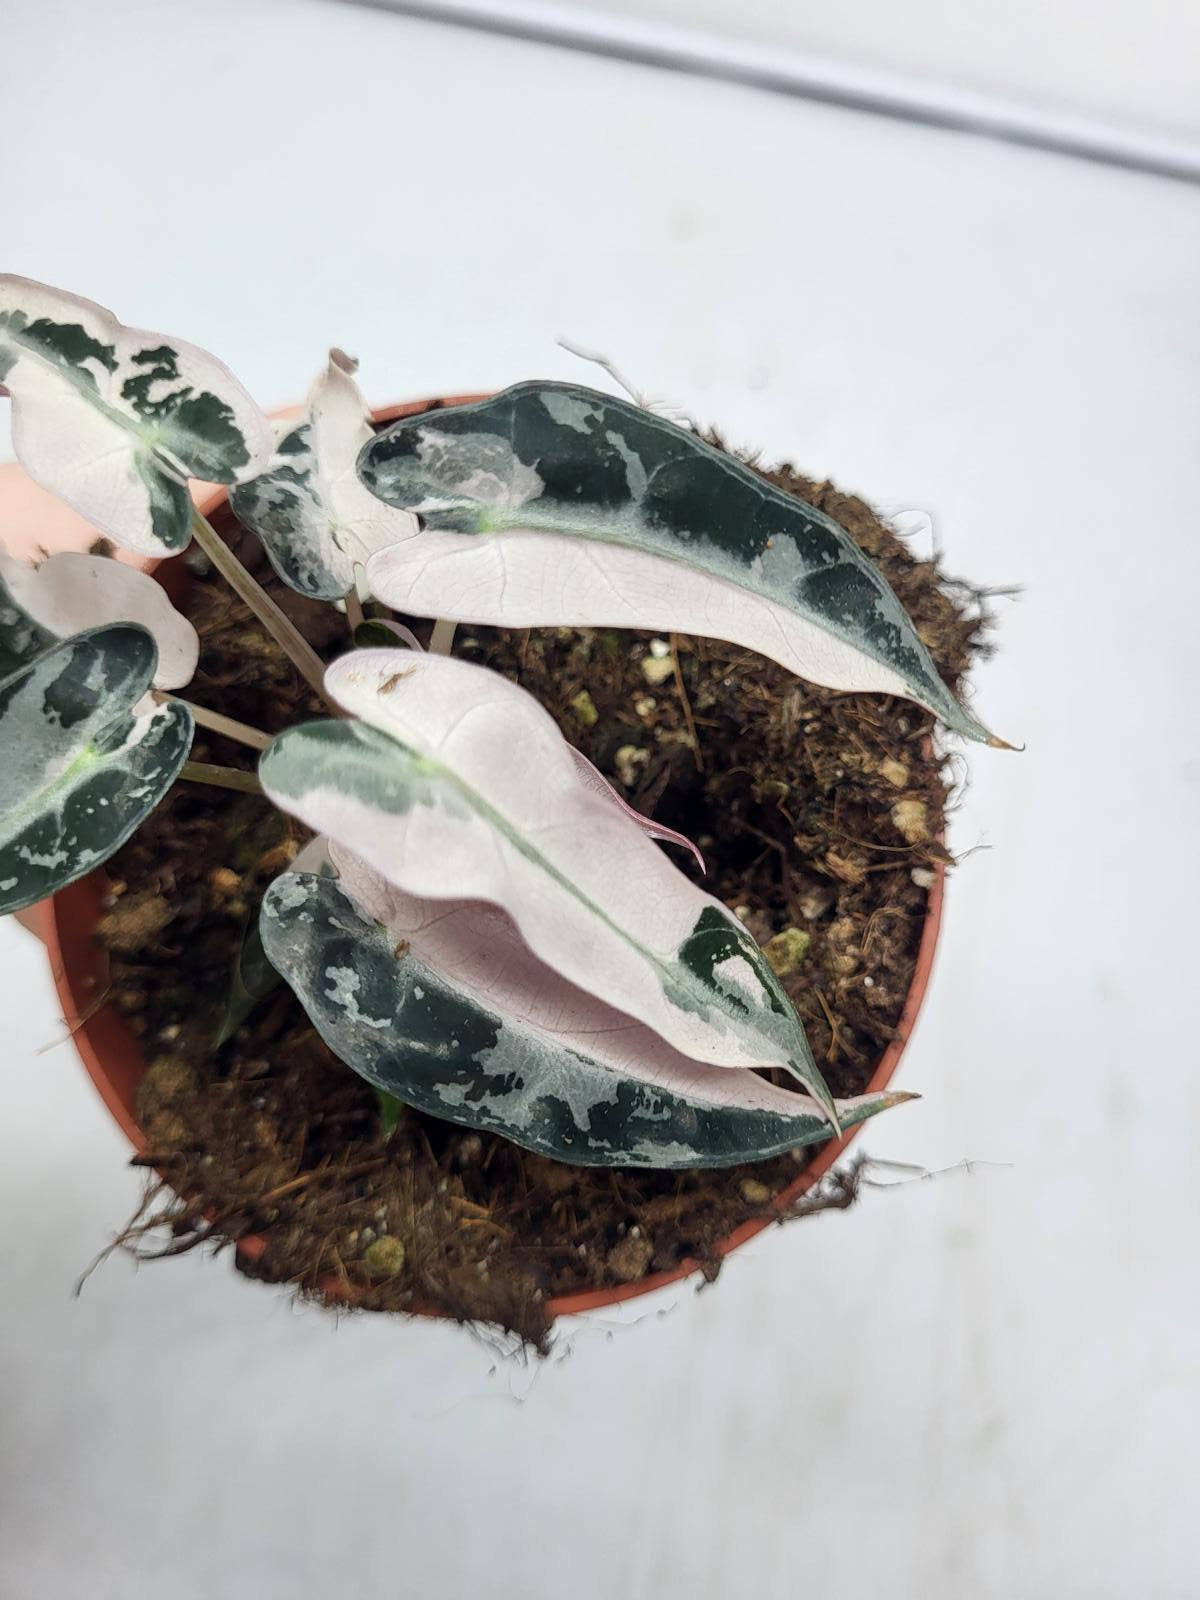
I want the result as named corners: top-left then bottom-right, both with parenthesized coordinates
top-left (567, 746), bottom-right (705, 873)
top-left (0, 547), bottom-right (198, 689)
top-left (258, 647), bottom-right (838, 1123)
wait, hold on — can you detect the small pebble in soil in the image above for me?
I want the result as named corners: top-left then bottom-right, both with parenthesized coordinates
top-left (825, 916), bottom-right (861, 978)
top-left (739, 1178), bottom-right (773, 1205)
top-left (614, 744), bottom-right (648, 786)
top-left (891, 798), bottom-right (930, 845)
top-left (208, 867), bottom-right (240, 897)
top-left (606, 1233), bottom-right (655, 1283)
top-left (879, 758), bottom-right (910, 788)
top-left (798, 885), bottom-right (835, 921)
top-left (569, 689), bottom-right (598, 727)
top-left (641, 655), bottom-right (676, 686)
top-left (362, 1237), bottom-right (407, 1280)
top-left (762, 926), bottom-right (811, 976)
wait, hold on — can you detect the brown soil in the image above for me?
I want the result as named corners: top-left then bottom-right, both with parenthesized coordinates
top-left (94, 420), bottom-right (991, 1349)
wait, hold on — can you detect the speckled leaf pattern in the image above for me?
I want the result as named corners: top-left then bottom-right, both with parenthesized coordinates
top-left (0, 276), bottom-right (273, 556)
top-left (359, 382), bottom-right (994, 743)
top-left (0, 624), bottom-right (193, 914)
top-left (0, 547), bottom-right (199, 690)
top-left (261, 867), bottom-right (911, 1168)
top-left (258, 649), bottom-right (837, 1121)
top-left (232, 351), bottom-right (416, 600)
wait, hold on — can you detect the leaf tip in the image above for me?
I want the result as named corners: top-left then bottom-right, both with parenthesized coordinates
top-left (817, 1082), bottom-right (843, 1136)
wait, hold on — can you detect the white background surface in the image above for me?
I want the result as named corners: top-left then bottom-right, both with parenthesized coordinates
top-left (3, 2), bottom-right (1199, 1596)
top-left (544, 0), bottom-right (1200, 140)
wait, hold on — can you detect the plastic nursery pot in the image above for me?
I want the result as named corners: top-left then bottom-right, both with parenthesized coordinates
top-left (28, 396), bottom-right (947, 1326)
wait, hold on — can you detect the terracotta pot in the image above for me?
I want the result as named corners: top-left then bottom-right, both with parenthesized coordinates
top-left (26, 396), bottom-right (946, 1325)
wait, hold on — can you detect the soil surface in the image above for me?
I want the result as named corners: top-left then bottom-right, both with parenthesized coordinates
top-left (95, 416), bottom-right (990, 1347)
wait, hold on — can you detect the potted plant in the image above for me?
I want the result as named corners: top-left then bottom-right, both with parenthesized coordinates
top-left (1, 276), bottom-right (1007, 1346)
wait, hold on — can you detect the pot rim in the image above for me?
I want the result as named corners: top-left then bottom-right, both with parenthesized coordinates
top-left (34, 394), bottom-right (946, 1325)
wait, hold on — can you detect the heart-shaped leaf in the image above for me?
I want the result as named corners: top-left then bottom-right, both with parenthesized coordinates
top-left (261, 865), bottom-right (911, 1167)
top-left (231, 350), bottom-right (416, 600)
top-left (0, 624), bottom-right (193, 914)
top-left (258, 649), bottom-right (837, 1121)
top-left (0, 276), bottom-right (273, 556)
top-left (359, 382), bottom-right (998, 744)
top-left (0, 547), bottom-right (199, 689)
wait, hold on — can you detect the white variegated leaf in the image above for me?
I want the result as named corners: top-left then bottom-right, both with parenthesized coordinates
top-left (262, 861), bottom-right (913, 1167)
top-left (231, 350), bottom-right (417, 600)
top-left (0, 276), bottom-right (273, 556)
top-left (0, 624), bottom-right (193, 914)
top-left (359, 382), bottom-right (1002, 745)
top-left (258, 649), bottom-right (838, 1121)
top-left (0, 547), bottom-right (198, 689)
top-left (346, 617), bottom-right (703, 865)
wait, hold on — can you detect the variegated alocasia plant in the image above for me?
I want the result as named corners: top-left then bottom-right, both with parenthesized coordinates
top-left (0, 275), bottom-right (1005, 1170)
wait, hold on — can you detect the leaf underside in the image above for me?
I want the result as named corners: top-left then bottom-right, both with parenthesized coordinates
top-left (0, 624), bottom-right (194, 914)
top-left (0, 548), bottom-right (199, 691)
top-left (358, 381), bottom-right (993, 743)
top-left (261, 872), bottom-right (908, 1168)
